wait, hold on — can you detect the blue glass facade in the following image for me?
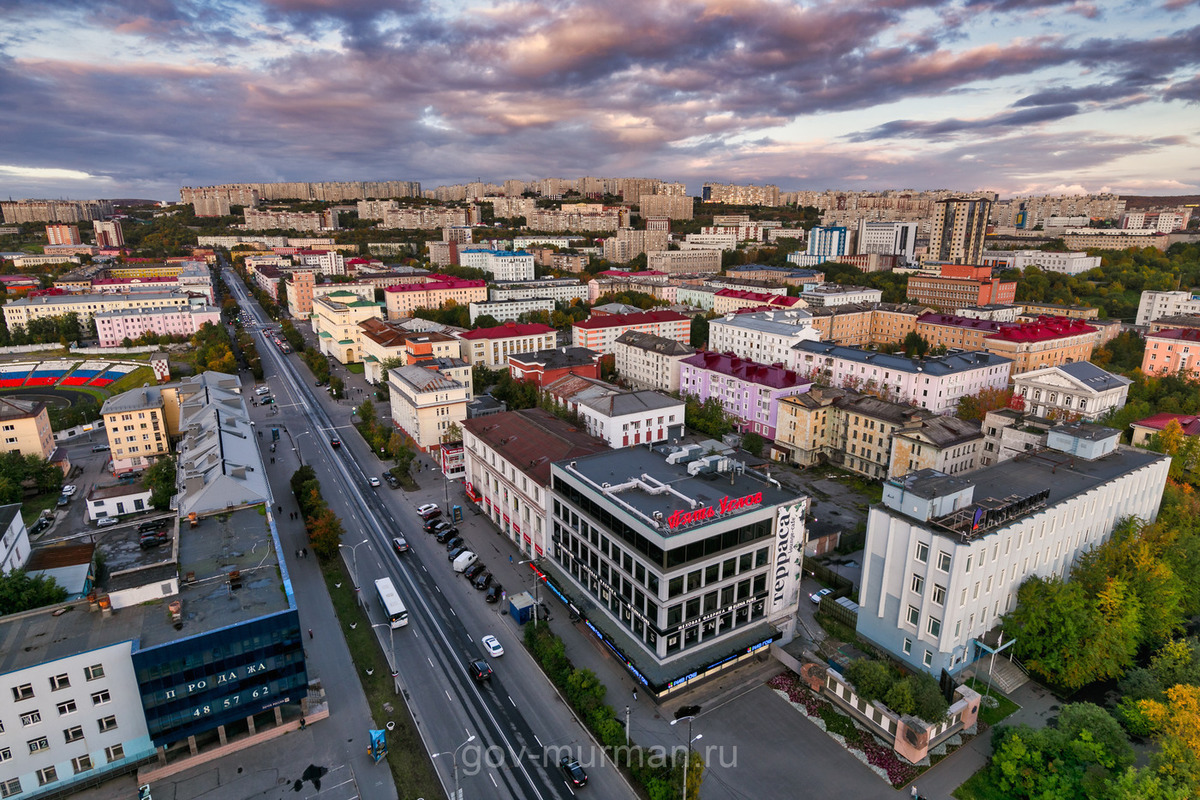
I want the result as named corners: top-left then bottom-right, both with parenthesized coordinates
top-left (131, 609), bottom-right (307, 745)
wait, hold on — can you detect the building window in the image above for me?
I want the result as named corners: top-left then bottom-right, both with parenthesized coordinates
top-left (937, 551), bottom-right (951, 572)
top-left (0, 749), bottom-right (9, 764)
top-left (910, 574), bottom-right (924, 594)
top-left (105, 744), bottom-right (125, 763)
top-left (915, 542), bottom-right (929, 563)
top-left (64, 725), bottom-right (84, 743)
top-left (12, 683), bottom-right (33, 701)
top-left (49, 674), bottom-right (70, 691)
top-left (84, 664), bottom-right (105, 681)
top-left (72, 755), bottom-right (93, 774)
top-left (927, 617), bottom-right (942, 637)
top-left (932, 585), bottom-right (946, 605)
top-left (28, 737), bottom-right (50, 753)
top-left (923, 650), bottom-right (933, 667)
top-left (902, 637), bottom-right (912, 655)
top-left (36, 767), bottom-right (57, 787)
top-left (907, 605), bottom-right (920, 626)
top-left (20, 711), bottom-right (41, 726)
top-left (91, 690), bottom-right (111, 706)
top-left (56, 699), bottom-right (76, 715)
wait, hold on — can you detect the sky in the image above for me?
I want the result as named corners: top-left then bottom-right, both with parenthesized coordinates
top-left (1, 0), bottom-right (1198, 202)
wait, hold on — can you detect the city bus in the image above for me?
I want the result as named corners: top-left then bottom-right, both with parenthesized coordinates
top-left (374, 577), bottom-right (409, 629)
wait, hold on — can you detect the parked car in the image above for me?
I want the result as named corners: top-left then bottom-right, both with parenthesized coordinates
top-left (447, 546), bottom-right (467, 562)
top-left (56, 495), bottom-right (70, 507)
top-left (481, 635), bottom-right (504, 658)
top-left (444, 536), bottom-right (464, 552)
top-left (464, 563), bottom-right (486, 581)
top-left (560, 756), bottom-right (588, 787)
top-left (139, 530), bottom-right (169, 549)
top-left (435, 526), bottom-right (460, 543)
top-left (91, 444), bottom-right (110, 452)
top-left (97, 516), bottom-right (119, 528)
top-left (61, 485), bottom-right (77, 497)
top-left (810, 587), bottom-right (833, 605)
top-left (453, 551), bottom-right (478, 572)
top-left (485, 584), bottom-right (503, 604)
top-left (392, 537), bottom-right (409, 554)
top-left (137, 520), bottom-right (166, 534)
top-left (417, 503), bottom-right (441, 520)
top-left (31, 518), bottom-right (51, 535)
top-left (383, 472), bottom-right (400, 488)
top-left (466, 658), bottom-right (492, 682)
top-left (473, 571), bottom-right (493, 590)
top-left (426, 519), bottom-right (452, 535)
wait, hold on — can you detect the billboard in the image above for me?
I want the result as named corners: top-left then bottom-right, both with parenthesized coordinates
top-left (770, 499), bottom-right (808, 617)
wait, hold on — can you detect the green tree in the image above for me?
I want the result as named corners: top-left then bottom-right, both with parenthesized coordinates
top-left (307, 506), bottom-right (344, 560)
top-left (0, 570), bottom-right (68, 613)
top-left (741, 432), bottom-right (764, 457)
top-left (144, 455), bottom-right (177, 511)
top-left (690, 314), bottom-right (709, 348)
top-left (902, 331), bottom-right (929, 358)
top-left (843, 659), bottom-right (895, 701)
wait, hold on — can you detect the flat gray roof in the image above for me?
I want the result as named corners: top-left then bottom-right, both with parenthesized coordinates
top-left (0, 507), bottom-right (289, 675)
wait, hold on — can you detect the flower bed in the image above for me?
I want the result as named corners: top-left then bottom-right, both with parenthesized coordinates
top-left (768, 671), bottom-right (922, 787)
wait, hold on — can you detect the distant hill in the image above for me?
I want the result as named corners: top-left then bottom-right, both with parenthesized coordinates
top-left (110, 198), bottom-right (162, 207)
top-left (1120, 195), bottom-right (1200, 209)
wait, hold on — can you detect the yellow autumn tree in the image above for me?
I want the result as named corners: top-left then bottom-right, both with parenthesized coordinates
top-left (1140, 684), bottom-right (1200, 791)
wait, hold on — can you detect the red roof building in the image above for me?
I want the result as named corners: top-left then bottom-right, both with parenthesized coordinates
top-left (459, 321), bottom-right (557, 368)
top-left (1130, 413), bottom-right (1200, 446)
top-left (1142, 328), bottom-right (1200, 379)
top-left (712, 288), bottom-right (804, 314)
top-left (571, 310), bottom-right (690, 355)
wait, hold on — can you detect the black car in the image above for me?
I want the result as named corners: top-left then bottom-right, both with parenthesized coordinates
top-left (392, 537), bottom-right (409, 554)
top-left (426, 519), bottom-right (451, 535)
top-left (464, 563), bottom-right (487, 581)
top-left (435, 526), bottom-right (460, 543)
top-left (137, 520), bottom-right (166, 534)
top-left (31, 518), bottom-right (51, 535)
top-left (485, 584), bottom-right (503, 603)
top-left (467, 658), bottom-right (492, 682)
top-left (447, 546), bottom-right (467, 562)
top-left (560, 756), bottom-right (588, 787)
top-left (330, 438), bottom-right (341, 448)
top-left (383, 472), bottom-right (400, 488)
top-left (473, 571), bottom-right (493, 590)
top-left (444, 536), bottom-right (464, 552)
top-left (139, 530), bottom-right (169, 549)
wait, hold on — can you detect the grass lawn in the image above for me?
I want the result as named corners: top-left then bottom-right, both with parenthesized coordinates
top-left (107, 366), bottom-right (155, 394)
top-left (344, 362), bottom-right (365, 374)
top-left (964, 677), bottom-right (1021, 727)
top-left (320, 559), bottom-right (442, 800)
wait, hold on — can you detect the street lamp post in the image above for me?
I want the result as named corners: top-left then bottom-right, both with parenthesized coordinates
top-left (371, 623), bottom-right (399, 686)
top-left (671, 715), bottom-right (702, 800)
top-left (433, 734), bottom-right (475, 800)
top-left (338, 538), bottom-right (370, 600)
top-left (518, 558), bottom-right (541, 626)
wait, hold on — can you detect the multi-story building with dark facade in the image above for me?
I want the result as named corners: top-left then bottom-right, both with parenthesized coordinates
top-left (546, 446), bottom-right (806, 696)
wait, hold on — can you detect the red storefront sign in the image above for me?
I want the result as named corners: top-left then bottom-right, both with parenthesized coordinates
top-left (666, 492), bottom-right (764, 529)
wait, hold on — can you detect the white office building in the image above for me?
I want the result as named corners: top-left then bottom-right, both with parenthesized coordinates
top-left (857, 220), bottom-right (918, 262)
top-left (468, 298), bottom-right (555, 324)
top-left (981, 250), bottom-right (1101, 276)
top-left (488, 279), bottom-right (588, 304)
top-left (709, 310), bottom-right (821, 366)
top-left (1011, 362), bottom-right (1131, 422)
top-left (459, 249), bottom-right (535, 281)
top-left (1135, 290), bottom-right (1200, 327)
top-left (856, 424), bottom-right (1169, 675)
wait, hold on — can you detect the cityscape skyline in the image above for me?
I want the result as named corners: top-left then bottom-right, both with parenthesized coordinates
top-left (2, 0), bottom-right (1198, 200)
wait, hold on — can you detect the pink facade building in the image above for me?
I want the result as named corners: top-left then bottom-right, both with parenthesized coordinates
top-left (1142, 328), bottom-right (1200, 379)
top-left (678, 351), bottom-right (812, 439)
top-left (95, 306), bottom-right (222, 347)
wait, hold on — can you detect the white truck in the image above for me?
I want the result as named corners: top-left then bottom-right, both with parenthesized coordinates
top-left (452, 551), bottom-right (478, 573)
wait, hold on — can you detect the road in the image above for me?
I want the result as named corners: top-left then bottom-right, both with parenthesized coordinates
top-left (226, 264), bottom-right (633, 800)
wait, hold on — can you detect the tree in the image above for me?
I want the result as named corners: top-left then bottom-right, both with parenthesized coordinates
top-left (1140, 684), bottom-right (1200, 792)
top-left (843, 659), bottom-right (895, 701)
top-left (690, 315), bottom-right (709, 348)
top-left (902, 331), bottom-right (929, 358)
top-left (0, 570), bottom-right (68, 613)
top-left (956, 386), bottom-right (1015, 422)
top-left (741, 432), bottom-right (764, 457)
top-left (307, 506), bottom-right (344, 560)
top-left (144, 455), bottom-right (177, 511)
top-left (442, 421), bottom-right (463, 444)
top-left (358, 398), bottom-right (376, 423)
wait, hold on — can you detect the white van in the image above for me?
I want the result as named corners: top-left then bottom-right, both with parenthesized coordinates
top-left (255, 386), bottom-right (270, 396)
top-left (452, 551), bottom-right (478, 573)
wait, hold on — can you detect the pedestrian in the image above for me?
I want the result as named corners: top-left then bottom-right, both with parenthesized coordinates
top-left (302, 547), bottom-right (307, 558)
top-left (295, 549), bottom-right (300, 558)
top-left (277, 505), bottom-right (282, 514)
top-left (509, 555), bottom-right (514, 564)
top-left (911, 786), bottom-right (918, 799)
top-left (632, 688), bottom-right (637, 701)
top-left (308, 628), bottom-right (313, 640)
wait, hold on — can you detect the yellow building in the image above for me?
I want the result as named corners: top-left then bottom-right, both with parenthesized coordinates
top-left (101, 387), bottom-right (171, 474)
top-left (313, 290), bottom-right (384, 364)
top-left (384, 277), bottom-right (487, 319)
top-left (388, 364), bottom-right (470, 452)
top-left (0, 398), bottom-right (55, 460)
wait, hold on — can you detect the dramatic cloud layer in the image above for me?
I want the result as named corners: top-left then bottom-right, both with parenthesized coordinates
top-left (2, 0), bottom-right (1198, 199)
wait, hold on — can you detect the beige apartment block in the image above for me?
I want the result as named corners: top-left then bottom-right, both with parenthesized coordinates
top-left (388, 365), bottom-right (469, 451)
top-left (0, 398), bottom-right (55, 459)
top-left (313, 291), bottom-right (385, 364)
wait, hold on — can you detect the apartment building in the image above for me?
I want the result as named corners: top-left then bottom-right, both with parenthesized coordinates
top-left (675, 285), bottom-right (721, 311)
top-left (799, 284), bottom-right (883, 308)
top-left (459, 322), bottom-right (557, 368)
top-left (638, 194), bottom-right (694, 220)
top-left (792, 342), bottom-right (1012, 415)
top-left (1, 199), bottom-right (112, 224)
top-left (723, 266), bottom-right (824, 286)
top-left (95, 306), bottom-right (222, 347)
top-left (857, 426), bottom-right (1169, 675)
top-left (0, 397), bottom-right (55, 459)
top-left (46, 224), bottom-right (82, 246)
top-left (772, 388), bottom-right (982, 479)
top-left (242, 209), bottom-right (323, 231)
top-left (646, 249), bottom-right (722, 274)
top-left (982, 317), bottom-right (1100, 375)
top-left (312, 291), bottom-right (384, 363)
top-left (613, 330), bottom-right (696, 392)
top-left (1130, 413), bottom-right (1200, 447)
top-left (458, 249), bottom-right (535, 281)
top-left (462, 409), bottom-right (608, 558)
top-left (0, 503), bottom-right (30, 573)
top-left (602, 228), bottom-right (669, 263)
top-left (1147, 314), bottom-right (1200, 336)
top-left (468, 298), bottom-right (554, 324)
top-left (926, 197), bottom-right (991, 265)
top-left (1135, 290), bottom-right (1200, 327)
top-left (857, 220), bottom-right (918, 261)
top-left (806, 302), bottom-right (928, 347)
top-left (980, 250), bottom-right (1100, 276)
top-left (489, 279), bottom-right (588, 304)
top-left (907, 268), bottom-right (1017, 310)
top-left (383, 276), bottom-right (488, 318)
top-left (3, 292), bottom-right (198, 331)
top-left (100, 387), bottom-right (171, 474)
top-left (1012, 362), bottom-right (1131, 421)
top-left (679, 352), bottom-right (812, 439)
top-left (388, 365), bottom-right (469, 451)
top-left (358, 318), bottom-right (463, 384)
top-left (712, 289), bottom-right (805, 314)
top-left (805, 227), bottom-right (851, 260)
top-left (527, 205), bottom-right (627, 232)
top-left (915, 314), bottom-right (1005, 351)
top-left (547, 446), bottom-right (804, 694)
top-left (1142, 328), bottom-right (1200, 379)
top-left (1062, 228), bottom-right (1169, 251)
top-left (701, 182), bottom-right (781, 205)
top-left (1016, 302), bottom-right (1098, 320)
top-left (572, 310), bottom-right (690, 355)
top-left (708, 309), bottom-right (821, 365)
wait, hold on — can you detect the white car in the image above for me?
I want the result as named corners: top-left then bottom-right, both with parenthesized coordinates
top-left (369, 477), bottom-right (381, 487)
top-left (96, 516), bottom-right (119, 528)
top-left (416, 503), bottom-right (440, 519)
top-left (810, 587), bottom-right (833, 605)
top-left (61, 485), bottom-right (77, 497)
top-left (481, 635), bottom-right (504, 658)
